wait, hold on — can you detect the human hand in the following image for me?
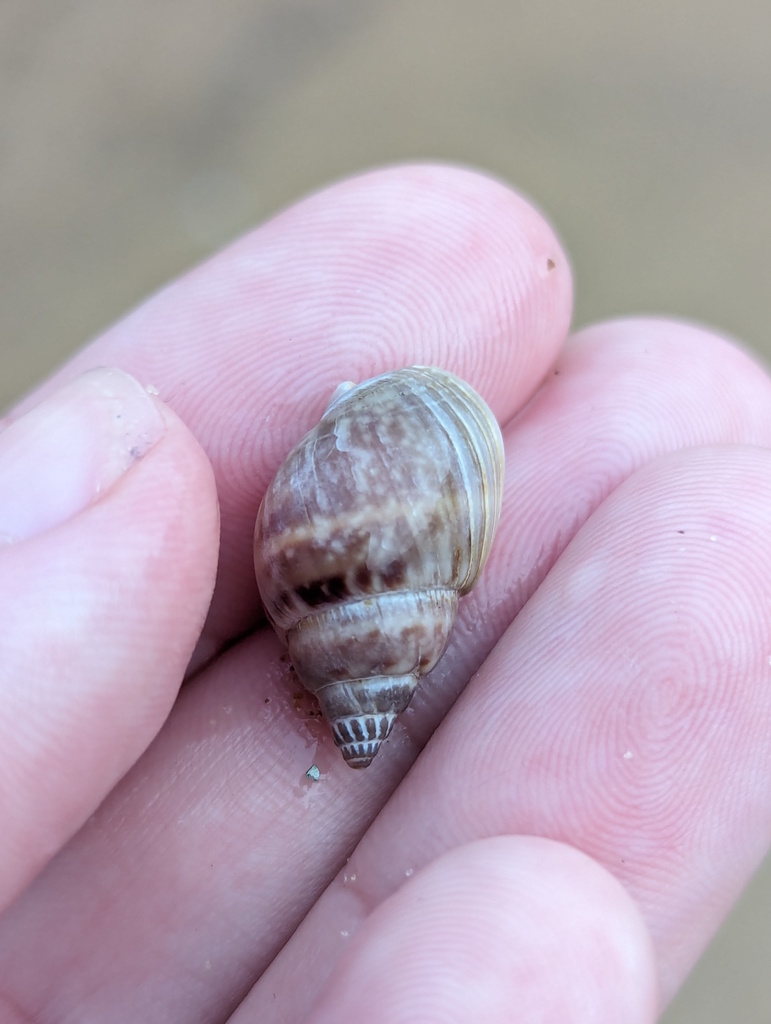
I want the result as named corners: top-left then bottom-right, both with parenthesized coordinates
top-left (1, 166), bottom-right (771, 1023)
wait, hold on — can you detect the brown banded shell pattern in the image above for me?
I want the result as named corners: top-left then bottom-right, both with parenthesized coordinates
top-left (253, 366), bottom-right (504, 768)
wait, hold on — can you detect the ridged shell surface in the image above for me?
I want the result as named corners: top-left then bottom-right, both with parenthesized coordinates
top-left (253, 366), bottom-right (504, 768)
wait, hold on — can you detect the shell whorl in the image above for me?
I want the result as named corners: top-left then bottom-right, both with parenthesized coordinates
top-left (253, 366), bottom-right (504, 768)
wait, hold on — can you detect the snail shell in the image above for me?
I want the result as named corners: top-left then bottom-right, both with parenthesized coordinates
top-left (253, 366), bottom-right (504, 769)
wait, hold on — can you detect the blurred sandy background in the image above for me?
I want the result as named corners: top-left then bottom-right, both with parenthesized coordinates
top-left (1, 2), bottom-right (770, 1019)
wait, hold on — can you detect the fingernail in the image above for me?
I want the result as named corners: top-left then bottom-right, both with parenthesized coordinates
top-left (0, 368), bottom-right (166, 544)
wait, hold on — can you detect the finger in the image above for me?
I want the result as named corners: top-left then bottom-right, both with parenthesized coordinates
top-left (0, 368), bottom-right (218, 912)
top-left (249, 445), bottom-right (771, 1019)
top-left (305, 837), bottom-right (657, 1024)
top-left (3, 321), bottom-right (771, 1024)
top-left (4, 165), bottom-right (573, 670)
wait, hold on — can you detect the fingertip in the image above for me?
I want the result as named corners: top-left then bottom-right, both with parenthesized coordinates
top-left (256, 162), bottom-right (573, 415)
top-left (11, 163), bottom-right (573, 427)
top-left (308, 836), bottom-right (657, 1024)
top-left (0, 371), bottom-right (219, 907)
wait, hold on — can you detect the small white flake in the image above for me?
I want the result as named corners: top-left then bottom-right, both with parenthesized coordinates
top-left (145, 384), bottom-right (159, 396)
top-left (305, 764), bottom-right (321, 781)
top-left (709, 535), bottom-right (717, 542)
top-left (623, 750), bottom-right (633, 760)
top-left (340, 930), bottom-right (349, 938)
top-left (404, 867), bottom-right (414, 877)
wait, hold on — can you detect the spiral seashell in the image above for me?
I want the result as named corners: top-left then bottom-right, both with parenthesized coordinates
top-left (253, 366), bottom-right (504, 769)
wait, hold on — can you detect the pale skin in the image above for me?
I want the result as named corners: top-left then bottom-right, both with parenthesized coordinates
top-left (1, 164), bottom-right (770, 1022)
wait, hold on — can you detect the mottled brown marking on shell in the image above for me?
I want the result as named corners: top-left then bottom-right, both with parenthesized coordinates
top-left (382, 559), bottom-right (406, 588)
top-left (356, 565), bottom-right (373, 589)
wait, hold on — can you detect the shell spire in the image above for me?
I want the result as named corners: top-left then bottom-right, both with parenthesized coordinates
top-left (253, 366), bottom-right (504, 768)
